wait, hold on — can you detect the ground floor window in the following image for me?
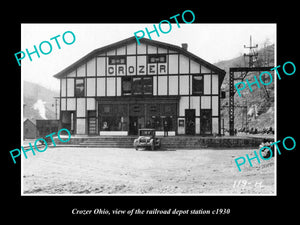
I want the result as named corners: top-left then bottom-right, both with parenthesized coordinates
top-left (146, 116), bottom-right (175, 131)
top-left (100, 116), bottom-right (128, 131)
top-left (61, 99), bottom-right (217, 135)
top-left (99, 115), bottom-right (175, 133)
top-left (98, 102), bottom-right (177, 134)
top-left (98, 103), bottom-right (128, 132)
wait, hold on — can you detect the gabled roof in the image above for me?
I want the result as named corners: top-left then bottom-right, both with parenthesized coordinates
top-left (24, 118), bottom-right (36, 125)
top-left (53, 36), bottom-right (226, 83)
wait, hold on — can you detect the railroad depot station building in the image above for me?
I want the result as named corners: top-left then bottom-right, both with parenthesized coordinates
top-left (53, 36), bottom-right (225, 136)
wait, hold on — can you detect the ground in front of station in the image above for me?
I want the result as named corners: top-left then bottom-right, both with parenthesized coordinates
top-left (22, 147), bottom-right (275, 195)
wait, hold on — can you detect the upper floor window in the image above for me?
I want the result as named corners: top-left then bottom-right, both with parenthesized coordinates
top-left (192, 75), bottom-right (203, 95)
top-left (122, 76), bottom-right (153, 96)
top-left (75, 78), bottom-right (85, 97)
top-left (122, 77), bottom-right (131, 96)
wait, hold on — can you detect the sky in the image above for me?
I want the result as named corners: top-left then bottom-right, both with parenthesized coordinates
top-left (21, 23), bottom-right (276, 92)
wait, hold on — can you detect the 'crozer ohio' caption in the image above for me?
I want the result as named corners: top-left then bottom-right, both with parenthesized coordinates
top-left (14, 31), bottom-right (76, 66)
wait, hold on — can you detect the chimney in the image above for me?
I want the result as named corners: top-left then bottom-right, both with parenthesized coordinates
top-left (181, 43), bottom-right (188, 51)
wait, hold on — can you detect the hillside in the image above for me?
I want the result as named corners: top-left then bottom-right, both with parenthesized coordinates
top-left (23, 81), bottom-right (59, 123)
top-left (214, 44), bottom-right (275, 132)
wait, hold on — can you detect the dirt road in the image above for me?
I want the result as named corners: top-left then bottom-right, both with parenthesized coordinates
top-left (22, 147), bottom-right (275, 195)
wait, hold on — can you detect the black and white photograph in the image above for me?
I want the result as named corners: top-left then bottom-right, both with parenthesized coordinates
top-left (4, 3), bottom-right (299, 220)
top-left (20, 23), bottom-right (276, 195)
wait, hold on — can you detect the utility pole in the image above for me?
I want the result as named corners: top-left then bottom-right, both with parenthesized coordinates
top-left (244, 35), bottom-right (258, 67)
top-left (229, 36), bottom-right (273, 136)
top-left (53, 97), bottom-right (59, 120)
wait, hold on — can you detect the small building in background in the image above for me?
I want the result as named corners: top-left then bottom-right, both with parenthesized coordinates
top-left (23, 118), bottom-right (37, 139)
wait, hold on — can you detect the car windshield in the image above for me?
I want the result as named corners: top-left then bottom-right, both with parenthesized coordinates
top-left (140, 130), bottom-right (154, 136)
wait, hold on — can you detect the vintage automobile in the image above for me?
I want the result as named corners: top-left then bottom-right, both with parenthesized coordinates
top-left (133, 129), bottom-right (161, 150)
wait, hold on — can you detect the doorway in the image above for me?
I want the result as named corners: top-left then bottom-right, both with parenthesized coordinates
top-left (129, 116), bottom-right (138, 135)
top-left (61, 111), bottom-right (76, 134)
top-left (200, 109), bottom-right (212, 135)
top-left (185, 109), bottom-right (195, 135)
